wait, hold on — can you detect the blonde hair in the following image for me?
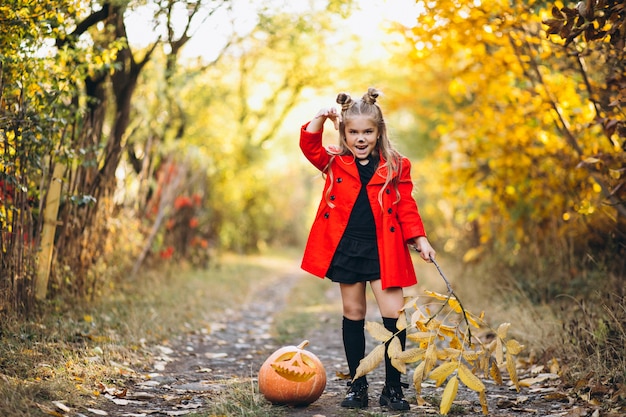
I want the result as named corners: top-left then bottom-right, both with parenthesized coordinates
top-left (324, 87), bottom-right (403, 207)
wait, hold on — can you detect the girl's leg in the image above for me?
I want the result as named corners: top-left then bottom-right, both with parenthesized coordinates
top-left (339, 282), bottom-right (369, 408)
top-left (369, 279), bottom-right (404, 318)
top-left (340, 282), bottom-right (367, 378)
top-left (370, 280), bottom-right (410, 411)
top-left (340, 281), bottom-right (367, 320)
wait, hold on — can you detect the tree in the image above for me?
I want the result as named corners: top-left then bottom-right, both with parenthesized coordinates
top-left (0, 0), bottom-right (82, 311)
top-left (389, 0), bottom-right (624, 287)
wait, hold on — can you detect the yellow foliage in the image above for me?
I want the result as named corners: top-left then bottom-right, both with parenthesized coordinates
top-left (387, 0), bottom-right (626, 257)
top-left (412, 361), bottom-right (426, 394)
top-left (428, 362), bottom-right (457, 387)
top-left (490, 360), bottom-right (503, 385)
top-left (506, 352), bottom-right (521, 391)
top-left (388, 336), bottom-right (406, 374)
top-left (353, 344), bottom-right (385, 381)
top-left (406, 331), bottom-right (436, 345)
top-left (458, 363), bottom-right (486, 392)
top-left (364, 321), bottom-right (392, 343)
top-left (440, 375), bottom-right (459, 415)
top-left (394, 347), bottom-right (425, 363)
top-left (506, 339), bottom-right (525, 355)
top-left (496, 323), bottom-right (511, 339)
top-left (479, 390), bottom-right (489, 415)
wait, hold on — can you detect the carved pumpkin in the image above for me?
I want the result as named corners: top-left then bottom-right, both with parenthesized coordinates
top-left (258, 340), bottom-right (326, 406)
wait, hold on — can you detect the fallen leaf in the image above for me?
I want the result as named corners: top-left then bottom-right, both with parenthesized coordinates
top-left (86, 408), bottom-right (108, 415)
top-left (52, 401), bottom-right (71, 412)
top-left (519, 373), bottom-right (560, 387)
top-left (204, 352), bottom-right (228, 359)
top-left (36, 403), bottom-right (64, 417)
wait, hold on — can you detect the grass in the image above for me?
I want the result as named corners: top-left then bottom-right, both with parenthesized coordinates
top-left (198, 381), bottom-right (286, 417)
top-left (0, 251), bottom-right (297, 417)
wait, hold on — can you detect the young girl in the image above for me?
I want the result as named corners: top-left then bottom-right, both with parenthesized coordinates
top-left (299, 88), bottom-right (436, 410)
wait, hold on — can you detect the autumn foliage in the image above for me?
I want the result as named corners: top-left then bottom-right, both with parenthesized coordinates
top-left (387, 0), bottom-right (624, 295)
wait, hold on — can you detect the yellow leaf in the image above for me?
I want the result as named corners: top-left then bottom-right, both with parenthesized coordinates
top-left (495, 337), bottom-right (504, 365)
top-left (440, 375), bottom-right (459, 415)
top-left (549, 357), bottom-right (560, 374)
top-left (450, 335), bottom-right (463, 350)
top-left (447, 297), bottom-right (463, 313)
top-left (426, 318), bottom-right (443, 331)
top-left (424, 342), bottom-right (437, 375)
top-left (462, 350), bottom-right (482, 362)
top-left (480, 354), bottom-right (490, 375)
top-left (396, 311), bottom-right (407, 331)
top-left (505, 339), bottom-right (525, 355)
top-left (438, 347), bottom-right (461, 361)
top-left (496, 323), bottom-right (511, 339)
top-left (415, 319), bottom-right (429, 332)
top-left (335, 370), bottom-right (351, 380)
top-left (428, 361), bottom-right (457, 387)
top-left (365, 321), bottom-right (392, 343)
top-left (458, 363), bottom-right (485, 392)
top-left (388, 336), bottom-right (406, 374)
top-left (506, 352), bottom-right (520, 391)
top-left (406, 331), bottom-right (436, 344)
top-left (479, 389), bottom-right (489, 415)
top-left (353, 344), bottom-right (385, 380)
top-left (465, 311), bottom-right (481, 328)
top-left (413, 361), bottom-right (426, 394)
top-left (411, 306), bottom-right (427, 322)
top-left (438, 324), bottom-right (457, 337)
top-left (424, 290), bottom-right (449, 300)
top-left (490, 360), bottom-right (503, 385)
top-left (394, 347), bottom-right (425, 363)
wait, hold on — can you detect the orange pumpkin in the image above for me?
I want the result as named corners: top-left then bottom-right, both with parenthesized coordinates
top-left (258, 340), bottom-right (326, 406)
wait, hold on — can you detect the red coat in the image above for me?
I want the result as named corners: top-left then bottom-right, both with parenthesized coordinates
top-left (299, 124), bottom-right (427, 289)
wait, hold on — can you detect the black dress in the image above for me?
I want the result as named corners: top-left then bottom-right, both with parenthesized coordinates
top-left (326, 154), bottom-right (380, 283)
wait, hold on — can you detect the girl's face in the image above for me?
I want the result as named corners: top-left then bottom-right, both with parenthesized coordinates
top-left (344, 115), bottom-right (379, 160)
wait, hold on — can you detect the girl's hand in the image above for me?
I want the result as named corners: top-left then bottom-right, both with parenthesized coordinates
top-left (412, 236), bottom-right (436, 263)
top-left (314, 107), bottom-right (341, 130)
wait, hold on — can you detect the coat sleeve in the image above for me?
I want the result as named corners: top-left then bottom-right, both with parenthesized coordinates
top-left (396, 157), bottom-right (427, 241)
top-left (300, 123), bottom-right (331, 172)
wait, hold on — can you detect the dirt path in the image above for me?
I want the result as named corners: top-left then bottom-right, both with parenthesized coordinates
top-left (94, 260), bottom-right (587, 417)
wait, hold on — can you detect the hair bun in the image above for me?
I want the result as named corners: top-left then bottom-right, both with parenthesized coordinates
top-left (336, 92), bottom-right (354, 111)
top-left (363, 87), bottom-right (379, 105)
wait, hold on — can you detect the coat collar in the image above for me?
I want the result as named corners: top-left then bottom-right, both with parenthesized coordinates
top-left (334, 153), bottom-right (393, 185)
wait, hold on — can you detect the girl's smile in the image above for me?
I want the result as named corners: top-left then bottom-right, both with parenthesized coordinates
top-left (344, 116), bottom-right (378, 160)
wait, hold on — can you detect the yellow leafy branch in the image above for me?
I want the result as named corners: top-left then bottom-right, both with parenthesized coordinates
top-left (411, 246), bottom-right (474, 343)
top-left (355, 252), bottom-right (526, 415)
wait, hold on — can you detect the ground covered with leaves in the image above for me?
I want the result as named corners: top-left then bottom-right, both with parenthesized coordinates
top-left (2, 252), bottom-right (623, 417)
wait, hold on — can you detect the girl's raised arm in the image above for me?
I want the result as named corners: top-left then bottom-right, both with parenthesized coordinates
top-left (305, 107), bottom-right (340, 132)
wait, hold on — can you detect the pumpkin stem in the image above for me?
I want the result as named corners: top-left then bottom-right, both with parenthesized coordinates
top-left (297, 340), bottom-right (310, 349)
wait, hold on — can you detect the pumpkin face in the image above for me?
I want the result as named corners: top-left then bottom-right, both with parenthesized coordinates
top-left (258, 340), bottom-right (326, 406)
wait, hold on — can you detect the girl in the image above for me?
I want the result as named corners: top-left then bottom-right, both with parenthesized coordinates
top-left (299, 88), bottom-right (436, 410)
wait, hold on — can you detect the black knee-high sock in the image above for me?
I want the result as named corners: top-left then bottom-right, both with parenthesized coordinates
top-left (342, 316), bottom-right (366, 384)
top-left (383, 316), bottom-right (406, 386)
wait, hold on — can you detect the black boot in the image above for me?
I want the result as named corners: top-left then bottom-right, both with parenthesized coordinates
top-left (379, 382), bottom-right (410, 411)
top-left (341, 378), bottom-right (369, 408)
top-left (340, 317), bottom-right (368, 408)
top-left (381, 317), bottom-right (410, 411)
